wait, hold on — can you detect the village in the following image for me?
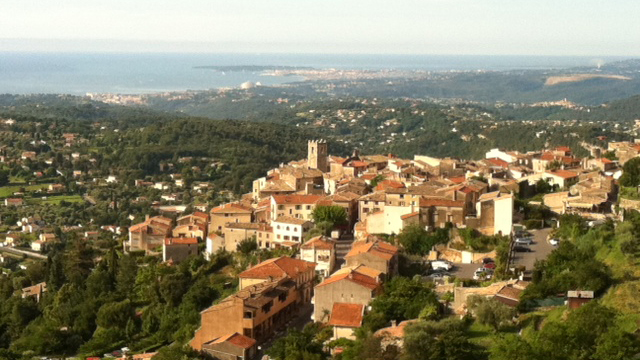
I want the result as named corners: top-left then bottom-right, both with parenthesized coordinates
top-left (1, 116), bottom-right (639, 358)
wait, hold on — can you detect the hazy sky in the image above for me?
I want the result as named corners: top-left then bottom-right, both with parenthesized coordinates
top-left (2, 0), bottom-right (639, 55)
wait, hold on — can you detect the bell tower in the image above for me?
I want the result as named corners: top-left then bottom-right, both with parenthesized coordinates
top-left (307, 139), bottom-right (328, 172)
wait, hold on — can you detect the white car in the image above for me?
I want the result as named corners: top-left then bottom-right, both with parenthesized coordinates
top-left (515, 237), bottom-right (533, 245)
top-left (431, 260), bottom-right (452, 271)
top-left (473, 268), bottom-right (487, 280)
top-left (550, 238), bottom-right (559, 246)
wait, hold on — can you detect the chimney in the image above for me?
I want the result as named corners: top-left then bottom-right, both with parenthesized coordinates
top-left (391, 320), bottom-right (397, 327)
top-left (145, 214), bottom-right (150, 221)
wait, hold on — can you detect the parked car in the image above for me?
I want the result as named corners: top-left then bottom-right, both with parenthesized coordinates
top-left (482, 257), bottom-right (494, 264)
top-left (550, 238), bottom-right (560, 246)
top-left (515, 237), bottom-right (533, 245)
top-left (513, 245), bottom-right (532, 252)
top-left (483, 262), bottom-right (496, 270)
top-left (473, 268), bottom-right (488, 280)
top-left (431, 260), bottom-right (452, 271)
top-left (427, 272), bottom-right (448, 280)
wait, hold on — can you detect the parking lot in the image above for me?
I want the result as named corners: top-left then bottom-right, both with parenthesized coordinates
top-left (511, 228), bottom-right (554, 272)
top-left (447, 228), bottom-right (555, 279)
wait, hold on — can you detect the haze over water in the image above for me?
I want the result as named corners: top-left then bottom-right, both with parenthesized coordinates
top-left (0, 52), bottom-right (629, 95)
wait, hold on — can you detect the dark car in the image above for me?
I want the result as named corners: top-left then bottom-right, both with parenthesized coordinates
top-left (482, 257), bottom-right (494, 264)
top-left (483, 262), bottom-right (497, 269)
top-left (513, 245), bottom-right (532, 252)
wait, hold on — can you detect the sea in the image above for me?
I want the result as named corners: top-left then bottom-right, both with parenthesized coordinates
top-left (0, 52), bottom-right (630, 95)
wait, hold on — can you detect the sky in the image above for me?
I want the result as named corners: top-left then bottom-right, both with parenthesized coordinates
top-left (1, 0), bottom-right (639, 55)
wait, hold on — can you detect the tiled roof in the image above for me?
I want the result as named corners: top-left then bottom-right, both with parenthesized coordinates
top-left (272, 194), bottom-right (324, 205)
top-left (375, 180), bottom-right (406, 191)
top-left (485, 158), bottom-right (509, 168)
top-left (420, 198), bottom-right (465, 207)
top-left (495, 285), bottom-right (523, 301)
top-left (328, 303), bottom-right (364, 327)
top-left (448, 176), bottom-right (466, 184)
top-left (207, 332), bottom-right (256, 349)
top-left (401, 212), bottom-right (419, 220)
top-left (374, 319), bottom-right (419, 339)
top-left (358, 192), bottom-right (386, 202)
top-left (274, 216), bottom-right (310, 225)
top-left (345, 241), bottom-right (398, 261)
top-left (332, 264), bottom-right (382, 280)
top-left (211, 203), bottom-right (252, 214)
top-left (316, 269), bottom-right (379, 290)
top-left (301, 236), bottom-right (335, 250)
top-left (546, 169), bottom-right (579, 179)
top-left (238, 256), bottom-right (315, 280)
top-left (164, 237), bottom-right (198, 245)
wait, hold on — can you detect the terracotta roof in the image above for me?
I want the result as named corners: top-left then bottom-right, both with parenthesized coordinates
top-left (420, 198), bottom-right (465, 207)
top-left (345, 241), bottom-right (398, 261)
top-left (208, 332), bottom-right (256, 349)
top-left (599, 158), bottom-right (613, 164)
top-left (348, 160), bottom-right (369, 168)
top-left (556, 146), bottom-right (571, 152)
top-left (546, 169), bottom-right (579, 179)
top-left (401, 211), bottom-right (419, 220)
top-left (272, 194), bottom-right (324, 205)
top-left (360, 173), bottom-right (378, 180)
top-left (485, 158), bottom-right (510, 168)
top-left (164, 237), bottom-right (198, 245)
top-left (328, 303), bottom-right (364, 327)
top-left (374, 319), bottom-right (419, 339)
top-left (238, 256), bottom-right (315, 280)
top-left (495, 285), bottom-right (523, 301)
top-left (274, 216), bottom-right (310, 225)
top-left (333, 264), bottom-right (382, 279)
top-left (211, 203), bottom-right (252, 214)
top-left (375, 180), bottom-right (406, 191)
top-left (448, 176), bottom-right (466, 184)
top-left (358, 192), bottom-right (386, 202)
top-left (22, 282), bottom-right (47, 297)
top-left (301, 236), bottom-right (335, 250)
top-left (316, 268), bottom-right (380, 290)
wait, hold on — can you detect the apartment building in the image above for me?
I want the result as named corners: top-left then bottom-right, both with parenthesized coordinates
top-left (270, 194), bottom-right (323, 221)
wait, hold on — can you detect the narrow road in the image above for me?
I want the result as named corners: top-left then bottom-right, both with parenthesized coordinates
top-left (334, 233), bottom-right (354, 269)
top-left (0, 246), bottom-right (47, 260)
top-left (510, 228), bottom-right (554, 273)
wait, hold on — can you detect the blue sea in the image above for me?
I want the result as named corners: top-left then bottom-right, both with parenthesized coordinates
top-left (0, 52), bottom-right (630, 95)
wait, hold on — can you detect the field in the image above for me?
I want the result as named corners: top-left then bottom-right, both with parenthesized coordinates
top-left (27, 195), bottom-right (84, 205)
top-left (0, 184), bottom-right (51, 198)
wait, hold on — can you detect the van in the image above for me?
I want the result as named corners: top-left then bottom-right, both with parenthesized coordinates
top-left (431, 260), bottom-right (452, 271)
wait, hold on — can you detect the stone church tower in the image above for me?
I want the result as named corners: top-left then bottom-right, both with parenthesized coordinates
top-left (307, 140), bottom-right (328, 172)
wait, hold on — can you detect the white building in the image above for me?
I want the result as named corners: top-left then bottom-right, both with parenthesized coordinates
top-left (272, 216), bottom-right (313, 244)
top-left (300, 236), bottom-right (336, 278)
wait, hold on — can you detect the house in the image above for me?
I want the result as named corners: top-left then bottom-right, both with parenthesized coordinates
top-left (567, 290), bottom-right (594, 309)
top-left (204, 234), bottom-right (223, 260)
top-left (272, 216), bottom-right (313, 245)
top-left (202, 332), bottom-right (257, 360)
top-left (163, 237), bottom-right (199, 264)
top-left (358, 192), bottom-right (386, 221)
top-left (127, 216), bottom-right (173, 253)
top-left (178, 211), bottom-right (209, 227)
top-left (106, 175), bottom-right (118, 183)
top-left (21, 151), bottom-right (36, 160)
top-left (4, 198), bottom-right (23, 207)
top-left (39, 233), bottom-right (56, 243)
top-left (221, 223), bottom-right (263, 252)
top-left (543, 170), bottom-right (580, 189)
top-left (328, 303), bottom-right (365, 341)
top-left (313, 265), bottom-right (382, 322)
top-left (191, 277), bottom-right (302, 350)
top-left (344, 240), bottom-right (399, 276)
top-left (22, 282), bottom-right (47, 302)
top-left (209, 203), bottom-right (252, 233)
top-left (270, 194), bottom-right (323, 221)
top-left (237, 256), bottom-right (316, 301)
top-left (419, 198), bottom-right (466, 229)
top-left (374, 319), bottom-right (419, 350)
top-left (473, 191), bottom-right (514, 236)
top-left (31, 240), bottom-right (45, 252)
top-left (172, 223), bottom-right (206, 240)
top-left (48, 184), bottom-right (65, 193)
top-left (3, 233), bottom-right (20, 247)
top-left (300, 236), bottom-right (336, 278)
top-left (493, 283), bottom-right (527, 307)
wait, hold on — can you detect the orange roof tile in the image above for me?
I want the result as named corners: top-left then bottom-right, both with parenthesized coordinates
top-left (272, 194), bottom-right (324, 205)
top-left (485, 158), bottom-right (509, 168)
top-left (328, 303), bottom-right (364, 327)
top-left (164, 237), bottom-right (198, 245)
top-left (209, 332), bottom-right (256, 349)
top-left (211, 203), bottom-right (252, 214)
top-left (345, 241), bottom-right (398, 261)
top-left (420, 198), bottom-right (465, 207)
top-left (301, 236), bottom-right (335, 250)
top-left (317, 268), bottom-right (380, 290)
top-left (546, 169), bottom-right (579, 179)
top-left (401, 211), bottom-right (419, 220)
top-left (448, 176), bottom-right (466, 184)
top-left (375, 180), bottom-right (406, 191)
top-left (238, 256), bottom-right (316, 280)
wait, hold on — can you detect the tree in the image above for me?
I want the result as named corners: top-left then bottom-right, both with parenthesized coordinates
top-left (0, 170), bottom-right (9, 186)
top-left (237, 237), bottom-right (258, 255)
top-left (312, 205), bottom-right (347, 226)
top-left (490, 334), bottom-right (535, 360)
top-left (467, 296), bottom-right (514, 331)
top-left (402, 318), bottom-right (474, 360)
top-left (620, 157), bottom-right (640, 187)
top-left (396, 225), bottom-right (449, 255)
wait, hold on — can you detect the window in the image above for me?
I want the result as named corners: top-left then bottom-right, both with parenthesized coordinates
top-left (262, 301), bottom-right (273, 313)
top-left (244, 311), bottom-right (253, 319)
top-left (306, 205), bottom-right (311, 210)
top-left (286, 226), bottom-right (290, 231)
top-left (278, 292), bottom-right (287, 302)
top-left (284, 235), bottom-right (290, 240)
top-left (277, 235), bottom-right (281, 239)
top-left (364, 201), bottom-right (369, 205)
top-left (363, 208), bottom-right (369, 213)
top-left (289, 209), bottom-right (293, 214)
top-left (295, 205), bottom-right (301, 210)
top-left (277, 225), bottom-right (280, 230)
top-left (278, 205), bottom-right (284, 210)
